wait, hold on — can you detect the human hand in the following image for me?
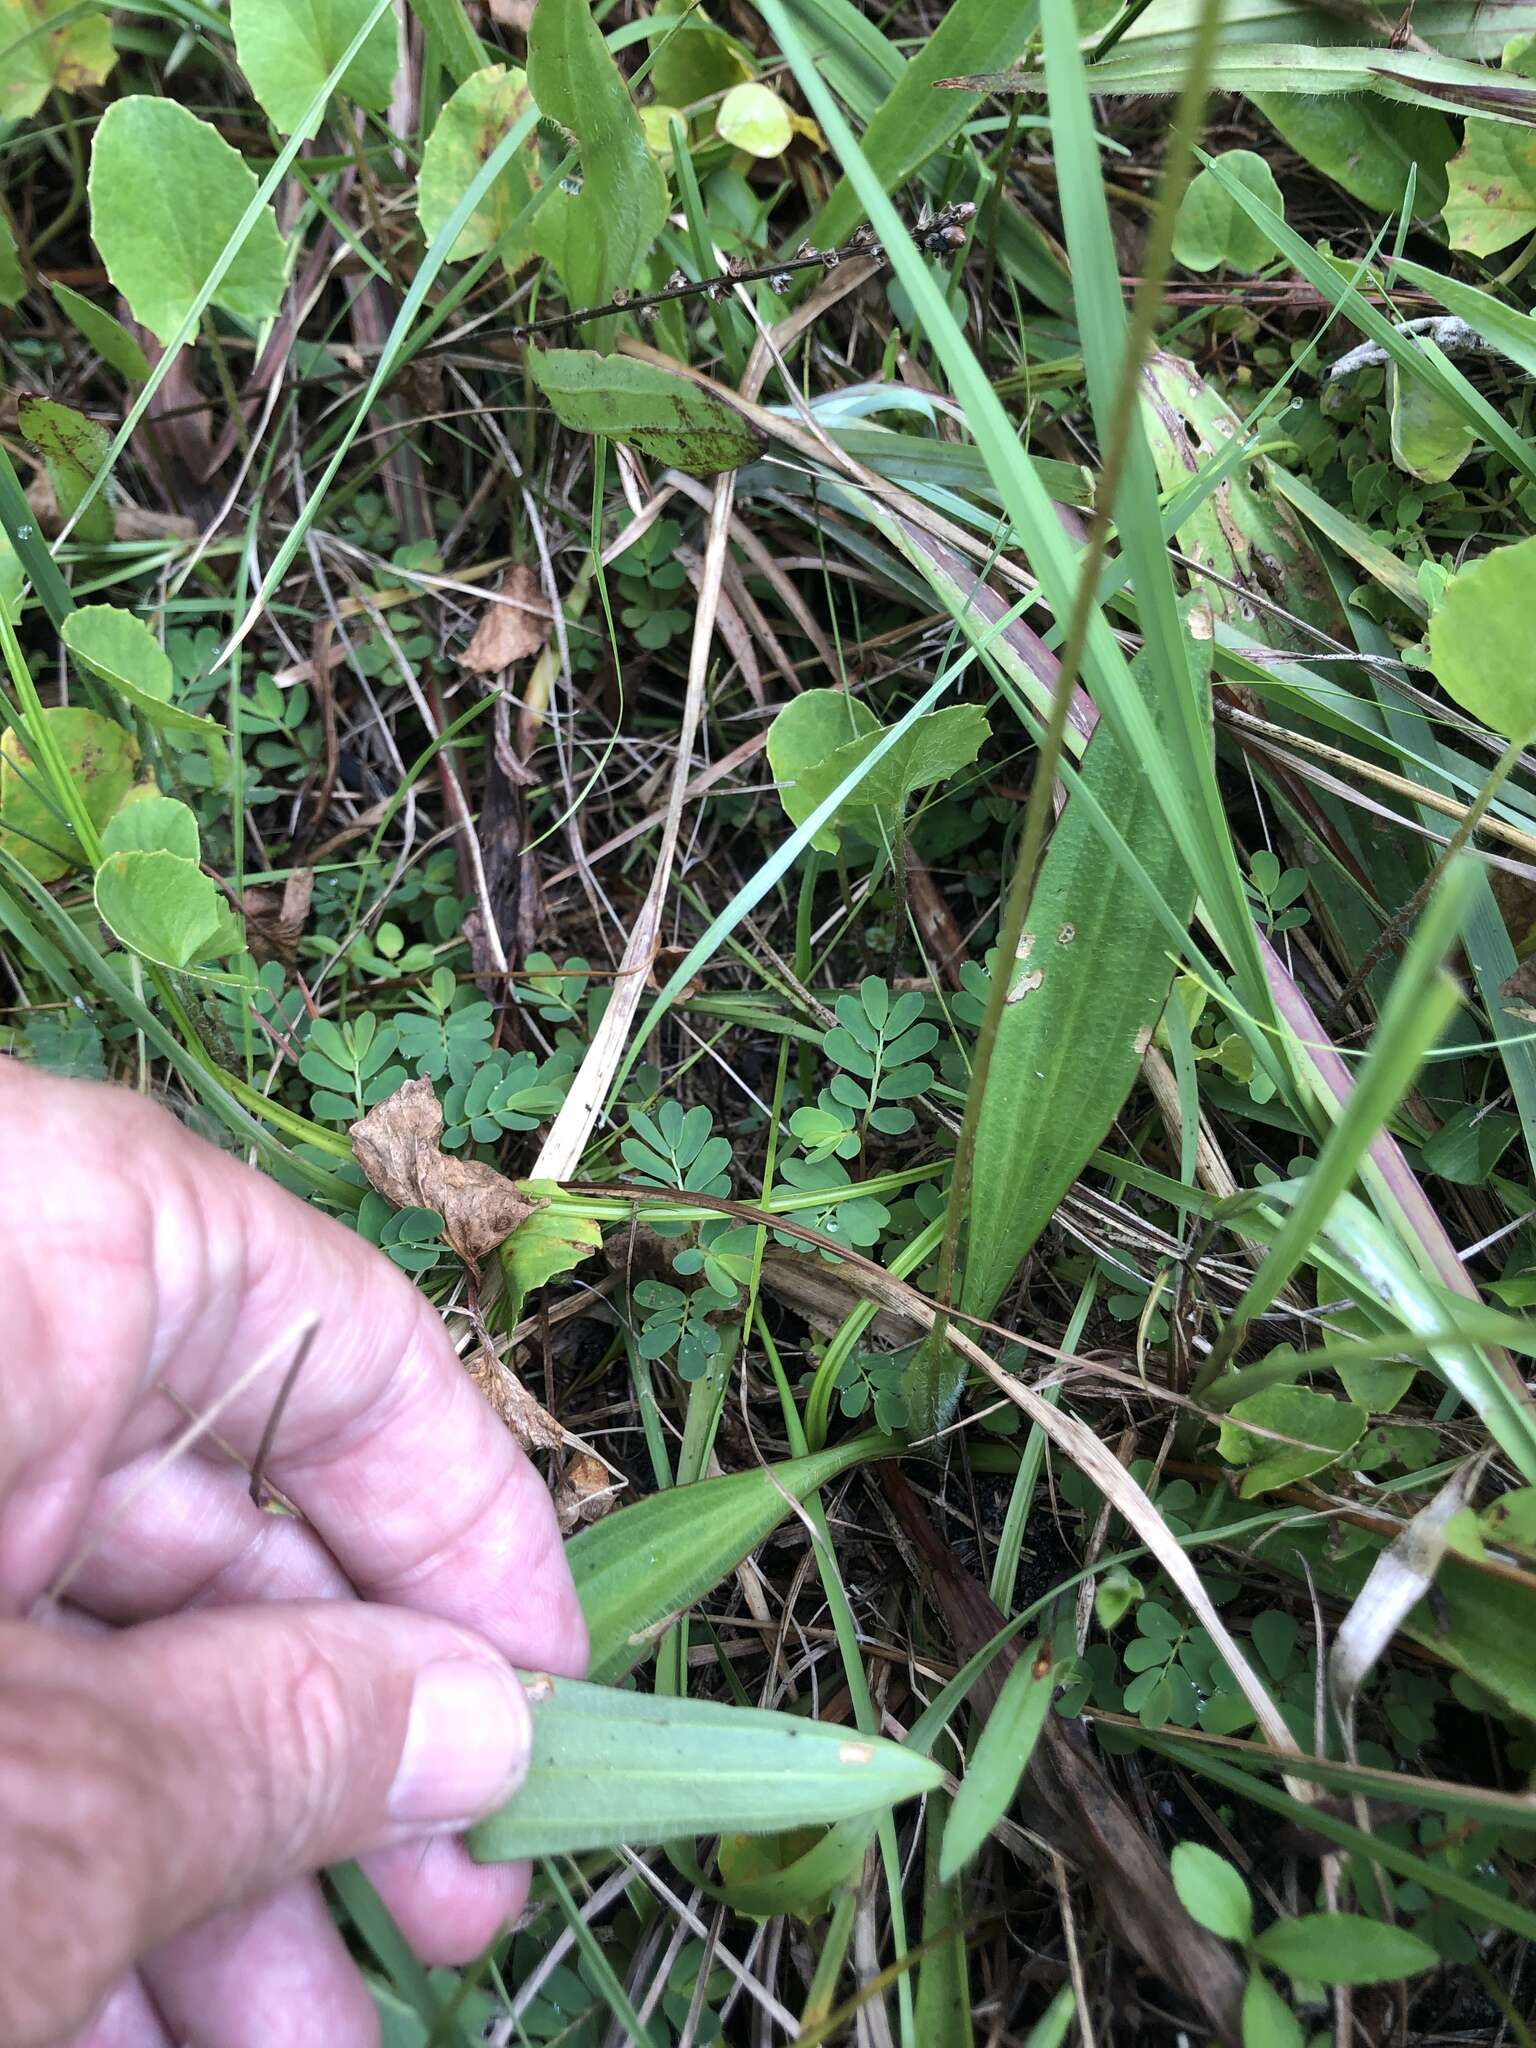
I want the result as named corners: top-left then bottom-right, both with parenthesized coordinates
top-left (0, 1063), bottom-right (587, 2048)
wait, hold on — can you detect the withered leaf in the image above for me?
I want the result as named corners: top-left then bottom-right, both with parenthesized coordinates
top-left (350, 1077), bottom-right (543, 1264)
top-left (1501, 954), bottom-right (1536, 1026)
top-left (241, 866), bottom-right (314, 970)
top-left (554, 1450), bottom-right (621, 1534)
top-left (461, 563), bottom-right (550, 675)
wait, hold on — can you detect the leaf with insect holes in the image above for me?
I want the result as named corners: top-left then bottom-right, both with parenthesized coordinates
top-left (524, 0), bottom-right (668, 345)
top-left (1170, 1842), bottom-right (1253, 1943)
top-left (1428, 534), bottom-right (1536, 740)
top-left (49, 285), bottom-right (150, 383)
top-left (1173, 150), bottom-right (1284, 273)
top-left (17, 396), bottom-right (114, 546)
top-left (64, 606), bottom-right (225, 734)
top-left (231, 0), bottom-right (397, 135)
top-left (89, 98), bottom-right (287, 345)
top-left (0, 708), bottom-right (140, 881)
top-left (717, 81), bottom-right (793, 157)
top-left (469, 1672), bottom-right (940, 1860)
top-left (94, 850), bottom-right (244, 972)
top-left (418, 64), bottom-right (538, 262)
top-left (939, 1644), bottom-right (1055, 1880)
top-left (528, 348), bottom-right (765, 477)
top-left (0, 0), bottom-right (115, 122)
top-left (1252, 1912), bottom-right (1438, 1986)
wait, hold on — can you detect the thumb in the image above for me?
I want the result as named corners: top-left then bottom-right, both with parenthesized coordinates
top-left (0, 1603), bottom-right (531, 2045)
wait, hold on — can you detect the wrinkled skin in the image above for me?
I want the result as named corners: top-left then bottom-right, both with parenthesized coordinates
top-left (0, 1063), bottom-right (587, 2048)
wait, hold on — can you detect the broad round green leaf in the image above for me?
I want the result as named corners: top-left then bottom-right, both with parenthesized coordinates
top-left (1428, 534), bottom-right (1536, 740)
top-left (765, 688), bottom-right (879, 852)
top-left (0, 708), bottom-right (139, 881)
top-left (1217, 1384), bottom-right (1366, 1497)
top-left (100, 794), bottom-right (200, 863)
top-left (94, 849), bottom-right (243, 970)
top-left (1253, 1912), bottom-right (1439, 1986)
top-left (417, 65), bottom-right (536, 262)
top-left (469, 1673), bottom-right (941, 1859)
top-left (63, 604), bottom-right (224, 734)
top-left (1172, 149), bottom-right (1285, 274)
top-left (1388, 363), bottom-right (1477, 484)
top-left (795, 703), bottom-right (992, 842)
top-left (1170, 1841), bottom-right (1253, 1943)
top-left (49, 282), bottom-right (151, 383)
top-left (89, 98), bottom-right (287, 345)
top-left (0, 0), bottom-right (115, 123)
top-left (231, 0), bottom-right (397, 135)
top-left (717, 81), bottom-right (794, 158)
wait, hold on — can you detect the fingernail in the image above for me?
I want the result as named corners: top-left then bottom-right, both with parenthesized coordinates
top-left (390, 1658), bottom-right (532, 1829)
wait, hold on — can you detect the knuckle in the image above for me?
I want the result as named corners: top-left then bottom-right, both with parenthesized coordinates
top-left (250, 1633), bottom-right (365, 1860)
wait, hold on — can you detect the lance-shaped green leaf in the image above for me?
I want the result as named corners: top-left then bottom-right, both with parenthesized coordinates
top-left (17, 396), bottom-right (114, 545)
top-left (1251, 93), bottom-right (1452, 220)
top-left (567, 1436), bottom-right (895, 1682)
top-left (89, 98), bottom-right (287, 345)
top-left (0, 0), bottom-right (115, 122)
top-left (49, 284), bottom-right (150, 384)
top-left (1252, 1913), bottom-right (1437, 1987)
top-left (469, 1672), bottom-right (941, 1860)
top-left (63, 605), bottom-right (225, 734)
top-left (524, 0), bottom-right (667, 346)
top-left (417, 64), bottom-right (537, 263)
top-left (231, 0), bottom-right (397, 135)
top-left (960, 637), bottom-right (1204, 1323)
top-left (0, 707), bottom-right (138, 881)
top-left (527, 348), bottom-right (765, 477)
top-left (939, 1642), bottom-right (1055, 1880)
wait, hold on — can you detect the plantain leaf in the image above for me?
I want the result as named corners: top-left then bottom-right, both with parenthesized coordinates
top-left (527, 347), bottom-right (765, 477)
top-left (469, 1672), bottom-right (941, 1860)
top-left (1251, 93), bottom-right (1452, 219)
top-left (959, 632), bottom-right (1204, 1323)
top-left (567, 1436), bottom-right (894, 1682)
top-left (939, 1643), bottom-right (1055, 1880)
top-left (524, 0), bottom-right (668, 348)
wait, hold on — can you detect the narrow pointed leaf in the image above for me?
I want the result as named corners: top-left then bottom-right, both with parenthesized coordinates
top-left (939, 1642), bottom-right (1055, 1880)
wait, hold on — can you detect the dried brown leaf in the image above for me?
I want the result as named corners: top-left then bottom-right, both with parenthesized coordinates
top-left (554, 1451), bottom-right (621, 1534)
top-left (241, 867), bottom-right (314, 970)
top-left (461, 563), bottom-right (549, 675)
top-left (349, 1077), bottom-right (542, 1263)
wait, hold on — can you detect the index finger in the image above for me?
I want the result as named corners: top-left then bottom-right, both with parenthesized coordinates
top-left (0, 1064), bottom-right (586, 1677)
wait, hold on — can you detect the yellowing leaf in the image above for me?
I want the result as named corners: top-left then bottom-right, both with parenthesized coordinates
top-left (417, 64), bottom-right (537, 262)
top-left (1428, 534), bottom-right (1536, 740)
top-left (0, 0), bottom-right (114, 123)
top-left (231, 0), bottom-right (397, 135)
top-left (0, 707), bottom-right (139, 881)
top-left (717, 81), bottom-right (793, 157)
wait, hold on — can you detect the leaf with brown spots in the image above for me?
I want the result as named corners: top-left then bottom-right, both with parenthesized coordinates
top-left (350, 1077), bottom-right (543, 1264)
top-left (554, 1451), bottom-right (621, 1534)
top-left (460, 563), bottom-right (550, 674)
